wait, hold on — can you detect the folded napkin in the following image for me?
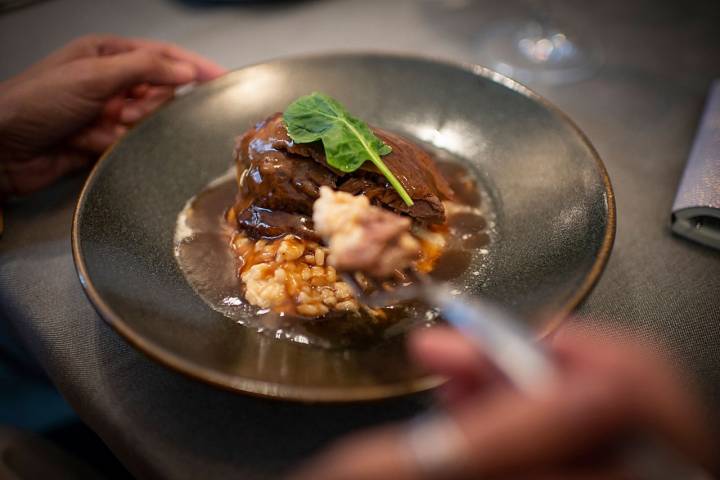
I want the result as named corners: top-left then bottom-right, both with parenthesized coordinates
top-left (671, 80), bottom-right (720, 250)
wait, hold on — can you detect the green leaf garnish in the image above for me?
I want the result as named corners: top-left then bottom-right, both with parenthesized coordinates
top-left (283, 92), bottom-right (414, 206)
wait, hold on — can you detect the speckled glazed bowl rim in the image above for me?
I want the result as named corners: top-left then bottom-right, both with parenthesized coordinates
top-left (72, 52), bottom-right (616, 402)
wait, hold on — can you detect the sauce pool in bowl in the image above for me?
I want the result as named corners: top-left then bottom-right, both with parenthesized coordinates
top-left (174, 148), bottom-right (497, 349)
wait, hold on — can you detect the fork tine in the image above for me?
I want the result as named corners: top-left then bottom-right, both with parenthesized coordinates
top-left (341, 272), bottom-right (366, 299)
top-left (341, 268), bottom-right (424, 308)
top-left (370, 284), bottom-right (420, 307)
top-left (403, 267), bottom-right (430, 285)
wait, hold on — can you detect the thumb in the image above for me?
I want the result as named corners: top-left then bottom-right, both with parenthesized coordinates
top-left (75, 49), bottom-right (197, 99)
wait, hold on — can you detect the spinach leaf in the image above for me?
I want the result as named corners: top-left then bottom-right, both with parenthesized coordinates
top-left (284, 92), bottom-right (414, 206)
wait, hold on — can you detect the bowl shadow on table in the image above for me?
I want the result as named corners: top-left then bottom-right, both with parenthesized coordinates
top-left (92, 313), bottom-right (430, 479)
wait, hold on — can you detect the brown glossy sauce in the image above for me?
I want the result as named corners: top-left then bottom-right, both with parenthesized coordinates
top-left (175, 155), bottom-right (496, 349)
top-left (429, 249), bottom-right (474, 281)
top-left (439, 161), bottom-right (483, 206)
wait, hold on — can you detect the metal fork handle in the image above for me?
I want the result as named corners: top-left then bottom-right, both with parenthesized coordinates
top-left (343, 269), bottom-right (557, 393)
top-left (422, 284), bottom-right (557, 394)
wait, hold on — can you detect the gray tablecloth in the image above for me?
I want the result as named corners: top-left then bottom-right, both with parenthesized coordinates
top-left (2, 0), bottom-right (720, 478)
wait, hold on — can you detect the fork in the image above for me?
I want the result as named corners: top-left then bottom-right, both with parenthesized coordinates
top-left (343, 269), bottom-right (556, 394)
top-left (342, 270), bottom-right (712, 480)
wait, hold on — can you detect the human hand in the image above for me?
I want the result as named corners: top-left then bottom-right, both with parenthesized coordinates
top-left (0, 34), bottom-right (226, 197)
top-left (292, 326), bottom-right (717, 480)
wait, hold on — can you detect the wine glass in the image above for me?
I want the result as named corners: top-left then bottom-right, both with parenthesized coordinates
top-left (426, 0), bottom-right (603, 85)
top-left (480, 0), bottom-right (603, 84)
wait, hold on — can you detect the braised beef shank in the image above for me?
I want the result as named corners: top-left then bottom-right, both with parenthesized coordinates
top-left (233, 113), bottom-right (453, 239)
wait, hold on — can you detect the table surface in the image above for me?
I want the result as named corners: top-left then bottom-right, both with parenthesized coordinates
top-left (2, 0), bottom-right (720, 478)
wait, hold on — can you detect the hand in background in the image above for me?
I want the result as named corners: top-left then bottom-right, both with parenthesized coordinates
top-left (293, 326), bottom-right (717, 480)
top-left (0, 34), bottom-right (226, 196)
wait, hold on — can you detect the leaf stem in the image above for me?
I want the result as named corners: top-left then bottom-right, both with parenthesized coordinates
top-left (342, 119), bottom-right (414, 207)
top-left (368, 151), bottom-right (414, 206)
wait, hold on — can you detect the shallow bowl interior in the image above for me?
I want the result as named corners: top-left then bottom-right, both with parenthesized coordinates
top-left (73, 54), bottom-right (614, 401)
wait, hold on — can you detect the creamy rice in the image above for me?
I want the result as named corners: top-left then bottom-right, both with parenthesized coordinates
top-left (232, 228), bottom-right (447, 318)
top-left (232, 234), bottom-right (359, 317)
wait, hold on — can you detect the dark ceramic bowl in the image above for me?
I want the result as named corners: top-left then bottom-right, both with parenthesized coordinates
top-left (73, 53), bottom-right (615, 402)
